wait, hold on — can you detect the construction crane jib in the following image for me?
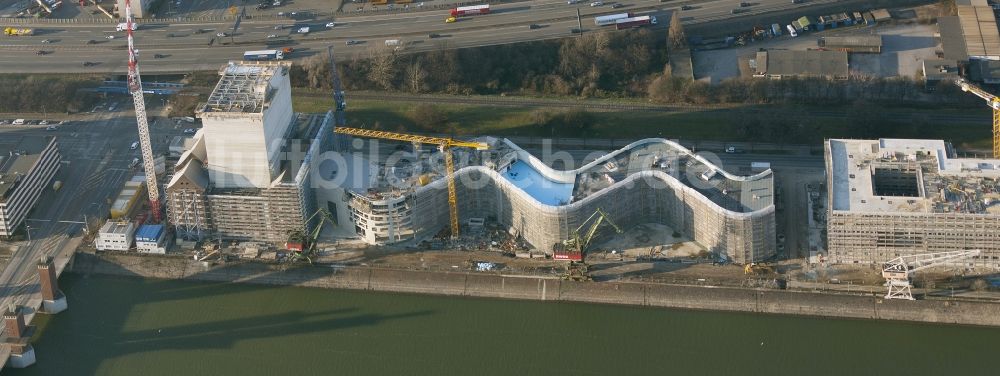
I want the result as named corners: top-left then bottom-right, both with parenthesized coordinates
top-left (957, 79), bottom-right (1000, 158)
top-left (333, 127), bottom-right (488, 238)
top-left (881, 250), bottom-right (980, 300)
top-left (124, 0), bottom-right (161, 222)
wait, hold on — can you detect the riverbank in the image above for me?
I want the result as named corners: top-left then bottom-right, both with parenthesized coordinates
top-left (68, 252), bottom-right (1000, 327)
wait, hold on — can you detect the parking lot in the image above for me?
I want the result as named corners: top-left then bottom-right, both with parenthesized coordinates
top-left (693, 22), bottom-right (940, 83)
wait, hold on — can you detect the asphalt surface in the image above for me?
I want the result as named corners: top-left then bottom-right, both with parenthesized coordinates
top-left (0, 100), bottom-right (190, 312)
top-left (0, 0), bottom-right (851, 73)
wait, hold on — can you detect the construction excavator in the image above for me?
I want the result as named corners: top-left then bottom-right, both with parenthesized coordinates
top-left (285, 208), bottom-right (336, 263)
top-left (559, 208), bottom-right (622, 281)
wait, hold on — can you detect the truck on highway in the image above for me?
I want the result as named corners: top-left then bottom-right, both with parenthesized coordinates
top-left (243, 49), bottom-right (285, 61)
top-left (3, 27), bottom-right (34, 36)
top-left (594, 12), bottom-right (631, 26)
top-left (450, 4), bottom-right (489, 17)
top-left (116, 23), bottom-right (137, 32)
top-left (614, 15), bottom-right (656, 30)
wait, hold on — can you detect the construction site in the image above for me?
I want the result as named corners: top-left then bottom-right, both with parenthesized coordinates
top-left (826, 138), bottom-right (1000, 270)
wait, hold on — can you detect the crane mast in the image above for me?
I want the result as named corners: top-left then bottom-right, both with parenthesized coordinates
top-left (124, 0), bottom-right (161, 222)
top-left (957, 79), bottom-right (1000, 158)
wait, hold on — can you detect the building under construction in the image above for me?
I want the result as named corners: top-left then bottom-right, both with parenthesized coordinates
top-left (825, 139), bottom-right (1000, 268)
top-left (166, 61), bottom-right (330, 242)
top-left (323, 137), bottom-right (776, 263)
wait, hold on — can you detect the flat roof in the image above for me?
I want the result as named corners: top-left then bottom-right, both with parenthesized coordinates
top-left (939, 16), bottom-right (970, 60)
top-left (818, 36), bottom-right (882, 48)
top-left (957, 5), bottom-right (1000, 58)
top-left (755, 50), bottom-right (848, 78)
top-left (99, 221), bottom-right (133, 235)
top-left (200, 61), bottom-right (290, 114)
top-left (0, 136), bottom-right (53, 200)
top-left (135, 224), bottom-right (164, 242)
top-left (923, 59), bottom-right (960, 81)
top-left (828, 139), bottom-right (1000, 215)
top-left (968, 59), bottom-right (1000, 82)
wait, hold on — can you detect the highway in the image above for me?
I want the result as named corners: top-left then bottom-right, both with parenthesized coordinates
top-left (0, 0), bottom-right (853, 73)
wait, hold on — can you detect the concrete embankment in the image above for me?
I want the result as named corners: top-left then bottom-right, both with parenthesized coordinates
top-left (68, 253), bottom-right (1000, 327)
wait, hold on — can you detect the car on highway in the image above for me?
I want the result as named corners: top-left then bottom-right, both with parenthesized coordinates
top-left (83, 61), bottom-right (96, 66)
top-left (41, 39), bottom-right (51, 43)
top-left (217, 32), bottom-right (228, 37)
top-left (183, 128), bottom-right (197, 134)
top-left (274, 25), bottom-right (284, 30)
top-left (106, 35), bottom-right (115, 39)
top-left (0, 120), bottom-right (7, 125)
top-left (570, 28), bottom-right (582, 33)
top-left (567, 0), bottom-right (578, 3)
top-left (590, 1), bottom-right (603, 6)
top-left (346, 39), bottom-right (361, 45)
top-left (740, 1), bottom-right (752, 6)
top-left (39, 120), bottom-right (49, 126)
top-left (326, 22), bottom-right (336, 28)
top-left (45, 125), bottom-right (57, 131)
top-left (529, 24), bottom-right (540, 29)
top-left (154, 53), bottom-right (166, 59)
top-left (130, 141), bottom-right (139, 150)
top-left (681, 4), bottom-right (693, 9)
top-left (428, 33), bottom-right (441, 38)
top-left (610, 3), bottom-right (623, 8)
top-left (35, 50), bottom-right (49, 55)
top-left (255, 3), bottom-right (269, 9)
top-left (445, 16), bottom-right (457, 23)
top-left (267, 34), bottom-right (277, 38)
top-left (87, 39), bottom-right (97, 44)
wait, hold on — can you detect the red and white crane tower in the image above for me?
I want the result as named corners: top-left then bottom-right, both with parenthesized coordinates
top-left (123, 0), bottom-right (161, 222)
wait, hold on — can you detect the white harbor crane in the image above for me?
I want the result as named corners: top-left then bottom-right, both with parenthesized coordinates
top-left (881, 250), bottom-right (980, 300)
top-left (124, 0), bottom-right (161, 222)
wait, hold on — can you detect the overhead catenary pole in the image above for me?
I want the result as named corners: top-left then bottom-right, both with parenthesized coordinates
top-left (124, 0), bottom-right (162, 223)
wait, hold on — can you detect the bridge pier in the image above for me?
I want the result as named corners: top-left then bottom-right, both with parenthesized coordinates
top-left (37, 256), bottom-right (67, 314)
top-left (4, 305), bottom-right (35, 368)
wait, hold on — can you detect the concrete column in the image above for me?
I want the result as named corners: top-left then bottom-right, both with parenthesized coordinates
top-left (4, 304), bottom-right (35, 368)
top-left (37, 256), bottom-right (67, 314)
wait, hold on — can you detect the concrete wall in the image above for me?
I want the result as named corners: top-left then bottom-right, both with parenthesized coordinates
top-left (69, 253), bottom-right (1000, 327)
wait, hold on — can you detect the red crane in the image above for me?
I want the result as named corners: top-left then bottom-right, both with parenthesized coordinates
top-left (124, 0), bottom-right (161, 222)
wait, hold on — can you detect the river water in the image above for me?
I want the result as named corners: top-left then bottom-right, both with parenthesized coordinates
top-left (9, 274), bottom-right (995, 375)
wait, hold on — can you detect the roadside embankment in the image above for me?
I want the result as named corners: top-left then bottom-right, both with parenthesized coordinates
top-left (68, 252), bottom-right (1000, 327)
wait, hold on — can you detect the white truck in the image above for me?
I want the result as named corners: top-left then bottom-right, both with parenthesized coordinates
top-left (116, 23), bottom-right (137, 32)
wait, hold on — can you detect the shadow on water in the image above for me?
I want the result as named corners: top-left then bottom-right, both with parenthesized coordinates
top-left (8, 256), bottom-right (433, 375)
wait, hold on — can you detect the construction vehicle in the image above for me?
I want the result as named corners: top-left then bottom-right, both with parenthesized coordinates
top-left (956, 79), bottom-right (1000, 158)
top-left (743, 262), bottom-right (774, 275)
top-left (333, 128), bottom-right (488, 238)
top-left (881, 250), bottom-right (980, 300)
top-left (123, 0), bottom-right (161, 222)
top-left (285, 208), bottom-right (336, 263)
top-left (3, 27), bottom-right (34, 36)
top-left (555, 208), bottom-right (622, 261)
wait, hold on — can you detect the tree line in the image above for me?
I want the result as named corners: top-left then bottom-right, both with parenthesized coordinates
top-left (0, 76), bottom-right (100, 114)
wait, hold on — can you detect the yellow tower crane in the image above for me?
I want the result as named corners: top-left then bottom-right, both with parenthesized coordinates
top-left (333, 127), bottom-right (489, 238)
top-left (957, 79), bottom-right (1000, 158)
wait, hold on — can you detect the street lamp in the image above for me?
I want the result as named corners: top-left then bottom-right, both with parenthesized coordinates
top-left (25, 225), bottom-right (33, 243)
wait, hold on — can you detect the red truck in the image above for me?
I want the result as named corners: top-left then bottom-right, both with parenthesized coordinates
top-left (450, 4), bottom-right (490, 17)
top-left (615, 15), bottom-right (657, 30)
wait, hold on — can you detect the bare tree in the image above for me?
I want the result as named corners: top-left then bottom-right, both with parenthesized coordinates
top-left (405, 60), bottom-right (428, 93)
top-left (367, 47), bottom-right (398, 90)
top-left (668, 11), bottom-right (687, 50)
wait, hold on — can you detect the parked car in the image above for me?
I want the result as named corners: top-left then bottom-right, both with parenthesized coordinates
top-left (183, 128), bottom-right (197, 134)
top-left (39, 120), bottom-right (49, 125)
top-left (45, 125), bottom-right (57, 131)
top-left (590, 1), bottom-right (604, 6)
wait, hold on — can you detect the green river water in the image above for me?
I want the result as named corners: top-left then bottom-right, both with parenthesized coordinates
top-left (9, 274), bottom-right (996, 375)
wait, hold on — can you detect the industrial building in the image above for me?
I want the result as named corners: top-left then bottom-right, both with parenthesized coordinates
top-left (135, 224), bottom-right (166, 253)
top-left (95, 221), bottom-right (135, 251)
top-left (0, 136), bottom-right (60, 238)
top-left (825, 139), bottom-right (1000, 268)
top-left (752, 50), bottom-right (849, 80)
top-left (324, 137), bottom-right (776, 264)
top-left (166, 61), bottom-right (327, 242)
top-left (817, 36), bottom-right (882, 54)
top-left (922, 59), bottom-right (961, 90)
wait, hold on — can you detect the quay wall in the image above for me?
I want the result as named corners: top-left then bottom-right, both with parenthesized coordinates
top-left (68, 253), bottom-right (1000, 327)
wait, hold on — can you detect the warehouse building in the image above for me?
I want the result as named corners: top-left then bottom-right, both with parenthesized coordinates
top-left (752, 50), bottom-right (849, 80)
top-left (817, 36), bottom-right (882, 54)
top-left (0, 136), bottom-right (60, 238)
top-left (166, 61), bottom-right (327, 242)
top-left (825, 139), bottom-right (1000, 268)
top-left (330, 137), bottom-right (776, 264)
top-left (135, 224), bottom-right (166, 254)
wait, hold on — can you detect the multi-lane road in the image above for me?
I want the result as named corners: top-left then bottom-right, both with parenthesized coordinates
top-left (0, 0), bottom-right (851, 73)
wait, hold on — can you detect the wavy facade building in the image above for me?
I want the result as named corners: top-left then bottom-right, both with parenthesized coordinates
top-left (329, 137), bottom-right (776, 263)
